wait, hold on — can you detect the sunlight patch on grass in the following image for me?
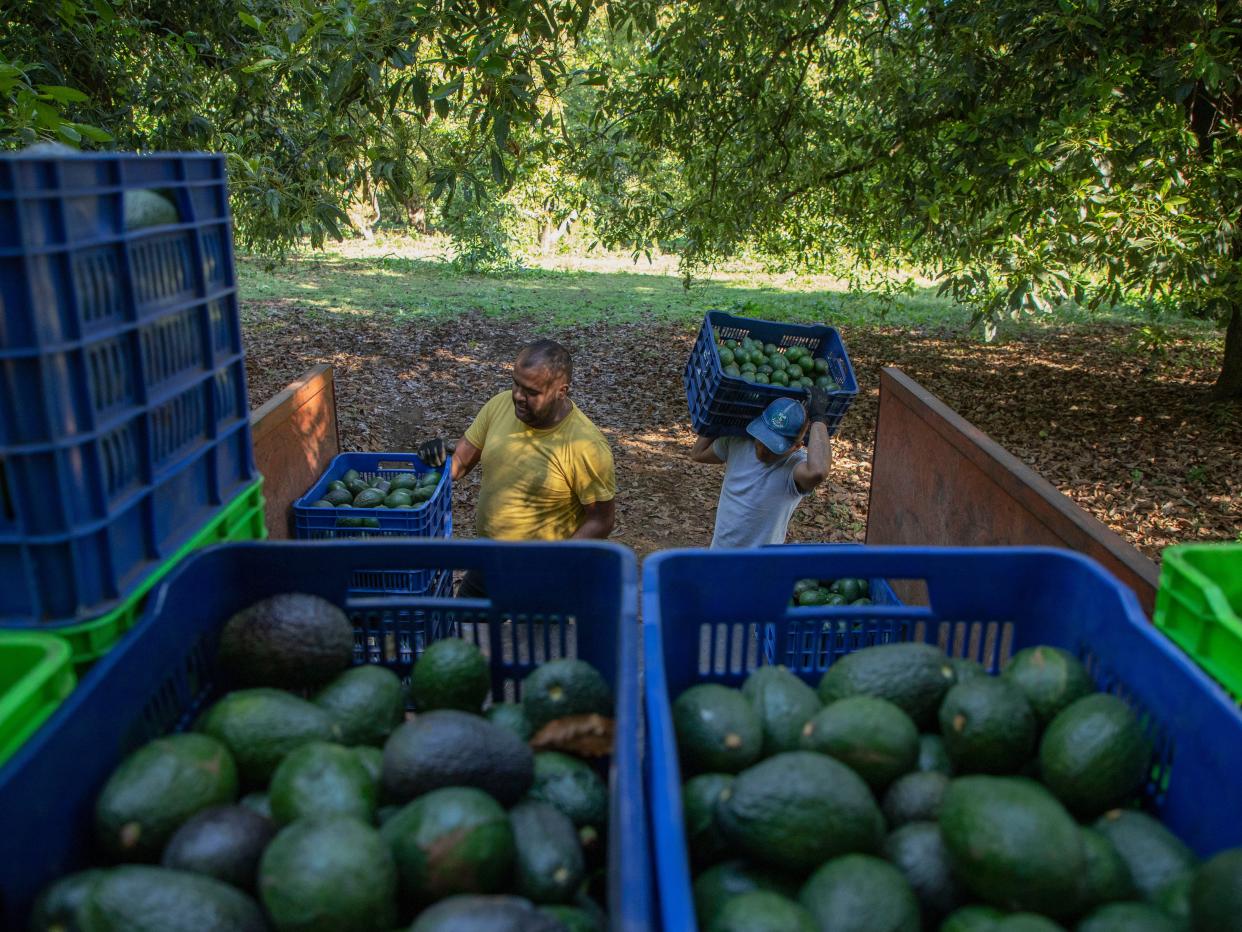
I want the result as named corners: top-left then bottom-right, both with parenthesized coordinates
top-left (237, 232), bottom-right (1219, 343)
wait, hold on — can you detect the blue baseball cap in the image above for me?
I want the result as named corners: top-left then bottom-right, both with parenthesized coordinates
top-left (746, 397), bottom-right (806, 454)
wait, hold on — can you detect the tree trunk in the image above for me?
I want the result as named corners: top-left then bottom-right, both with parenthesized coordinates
top-left (1213, 302), bottom-right (1242, 400)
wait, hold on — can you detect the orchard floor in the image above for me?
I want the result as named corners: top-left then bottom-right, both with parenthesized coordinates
top-left (241, 299), bottom-right (1240, 562)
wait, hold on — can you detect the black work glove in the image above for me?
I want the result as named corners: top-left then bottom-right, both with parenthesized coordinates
top-left (417, 437), bottom-right (455, 468)
top-left (807, 387), bottom-right (833, 426)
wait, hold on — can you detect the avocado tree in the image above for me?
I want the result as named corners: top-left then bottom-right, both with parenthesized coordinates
top-left (1, 0), bottom-right (609, 253)
top-left (590, 0), bottom-right (1242, 398)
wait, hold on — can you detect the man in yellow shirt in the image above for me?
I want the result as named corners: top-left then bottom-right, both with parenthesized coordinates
top-left (418, 340), bottom-right (617, 596)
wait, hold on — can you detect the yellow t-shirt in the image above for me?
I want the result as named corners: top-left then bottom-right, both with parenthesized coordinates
top-left (464, 391), bottom-right (616, 541)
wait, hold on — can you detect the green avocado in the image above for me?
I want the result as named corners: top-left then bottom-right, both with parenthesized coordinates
top-left (95, 733), bottom-right (238, 860)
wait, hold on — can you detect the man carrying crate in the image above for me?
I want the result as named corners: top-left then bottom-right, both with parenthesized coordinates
top-left (418, 339), bottom-right (617, 596)
top-left (690, 389), bottom-right (833, 547)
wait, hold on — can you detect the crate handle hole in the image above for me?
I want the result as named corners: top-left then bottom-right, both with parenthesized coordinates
top-left (123, 188), bottom-right (183, 230)
top-left (0, 458), bottom-right (12, 523)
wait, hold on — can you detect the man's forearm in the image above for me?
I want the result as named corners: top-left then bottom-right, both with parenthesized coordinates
top-left (690, 433), bottom-right (722, 464)
top-left (805, 421), bottom-right (831, 478)
top-left (571, 501), bottom-right (616, 539)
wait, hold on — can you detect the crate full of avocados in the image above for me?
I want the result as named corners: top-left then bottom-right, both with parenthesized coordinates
top-left (643, 545), bottom-right (1242, 932)
top-left (0, 150), bottom-right (256, 627)
top-left (293, 452), bottom-right (451, 555)
top-left (684, 310), bottom-right (858, 438)
top-left (0, 540), bottom-right (650, 930)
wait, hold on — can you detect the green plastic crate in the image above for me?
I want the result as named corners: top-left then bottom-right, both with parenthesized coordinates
top-left (53, 479), bottom-right (267, 673)
top-left (1155, 543), bottom-right (1242, 699)
top-left (0, 632), bottom-right (75, 767)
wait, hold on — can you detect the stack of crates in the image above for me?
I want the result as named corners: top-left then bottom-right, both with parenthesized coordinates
top-left (1155, 543), bottom-right (1242, 699)
top-left (0, 150), bottom-right (264, 726)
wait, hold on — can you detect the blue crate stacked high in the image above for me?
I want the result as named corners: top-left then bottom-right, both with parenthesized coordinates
top-left (0, 152), bottom-right (256, 626)
top-left (685, 310), bottom-right (858, 437)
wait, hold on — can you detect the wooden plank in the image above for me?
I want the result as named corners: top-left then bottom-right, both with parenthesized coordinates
top-left (249, 364), bottom-right (340, 539)
top-left (866, 366), bottom-right (1160, 614)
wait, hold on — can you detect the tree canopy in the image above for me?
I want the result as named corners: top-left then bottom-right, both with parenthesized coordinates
top-left (3, 0), bottom-right (1240, 395)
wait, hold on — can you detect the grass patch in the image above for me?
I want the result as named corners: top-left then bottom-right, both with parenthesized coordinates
top-left (237, 233), bottom-right (1220, 340)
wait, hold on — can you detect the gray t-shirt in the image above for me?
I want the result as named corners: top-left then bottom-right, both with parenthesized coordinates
top-left (709, 436), bottom-right (808, 549)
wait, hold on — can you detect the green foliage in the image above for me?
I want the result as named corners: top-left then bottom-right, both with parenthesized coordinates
top-left (1, 0), bottom-right (608, 255)
top-left (588, 0), bottom-right (1242, 392)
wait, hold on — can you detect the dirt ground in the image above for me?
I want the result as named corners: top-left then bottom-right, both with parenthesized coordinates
top-left (244, 306), bottom-right (1240, 561)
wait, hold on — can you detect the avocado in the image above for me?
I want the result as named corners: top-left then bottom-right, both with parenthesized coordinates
top-left (717, 751), bottom-right (883, 872)
top-left (259, 815), bottom-right (397, 931)
top-left (324, 488), bottom-right (354, 506)
top-left (486, 702), bottom-right (534, 741)
top-left (1093, 809), bottom-right (1196, 902)
top-left (1153, 871), bottom-right (1192, 926)
top-left (1039, 693), bottom-right (1149, 818)
top-left (707, 890), bottom-right (817, 932)
top-left (817, 642), bottom-right (956, 728)
top-left (198, 688), bottom-right (341, 786)
top-left (940, 775), bottom-right (1085, 919)
top-left (1078, 826), bottom-right (1136, 911)
top-left (940, 904), bottom-right (1006, 931)
top-left (79, 865), bottom-right (266, 931)
top-left (692, 860), bottom-right (801, 928)
top-left (883, 821), bottom-right (962, 919)
top-left (882, 770), bottom-right (949, 828)
top-left (381, 710), bottom-right (533, 806)
top-left (408, 638), bottom-right (491, 714)
top-left (160, 805), bottom-right (275, 891)
top-left (682, 773), bottom-right (734, 867)
top-left (1076, 902), bottom-right (1180, 931)
top-left (522, 658), bottom-right (611, 731)
top-left (950, 657), bottom-right (989, 682)
top-left (28, 869), bottom-right (106, 931)
top-left (528, 751), bottom-right (608, 831)
top-left (389, 473), bottom-right (419, 491)
top-left (353, 488), bottom-right (385, 508)
top-left (917, 733), bottom-right (953, 775)
top-left (218, 593), bottom-right (354, 690)
top-left (384, 490), bottom-right (414, 507)
top-left (269, 741), bottom-right (377, 825)
top-left (95, 733), bottom-right (238, 860)
top-left (672, 684), bottom-right (762, 774)
top-left (1002, 645), bottom-right (1094, 726)
top-left (799, 695), bottom-right (918, 790)
top-left (510, 800), bottom-right (585, 904)
top-left (313, 665), bottom-right (405, 747)
top-left (994, 915), bottom-right (1066, 931)
top-left (239, 792), bottom-right (272, 820)
top-left (741, 665), bottom-right (821, 755)
top-left (381, 786), bottom-right (515, 904)
top-left (537, 904), bottom-right (600, 931)
top-left (1189, 847), bottom-right (1242, 932)
top-left (409, 895), bottom-right (562, 931)
top-left (343, 742), bottom-right (379, 783)
top-left (829, 577), bottom-right (869, 602)
top-left (798, 854), bottom-right (921, 932)
top-left (938, 677), bottom-right (1037, 774)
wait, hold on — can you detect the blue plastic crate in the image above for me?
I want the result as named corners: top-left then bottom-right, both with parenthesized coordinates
top-left (0, 540), bottom-right (649, 931)
top-left (0, 151), bottom-right (255, 626)
top-left (684, 311), bottom-right (858, 438)
top-left (348, 563), bottom-right (454, 601)
top-left (642, 546), bottom-right (1242, 932)
top-left (293, 452), bottom-right (453, 590)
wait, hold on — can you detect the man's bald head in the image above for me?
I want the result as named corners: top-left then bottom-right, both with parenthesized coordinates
top-left (516, 339), bottom-right (572, 382)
